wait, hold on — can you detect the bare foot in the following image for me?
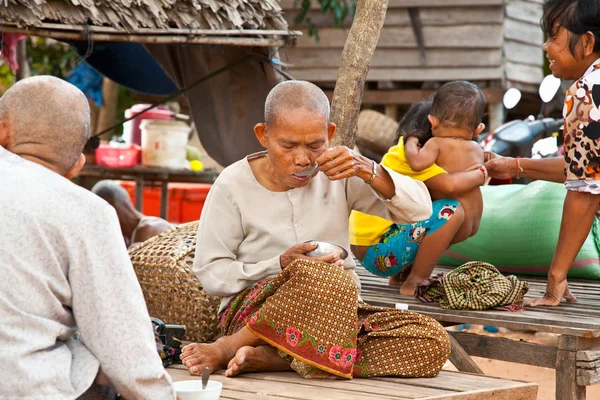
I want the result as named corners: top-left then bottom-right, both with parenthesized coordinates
top-left (388, 266), bottom-right (412, 287)
top-left (525, 277), bottom-right (577, 307)
top-left (180, 339), bottom-right (236, 375)
top-left (399, 281), bottom-right (417, 297)
top-left (225, 345), bottom-right (292, 377)
top-left (388, 274), bottom-right (402, 286)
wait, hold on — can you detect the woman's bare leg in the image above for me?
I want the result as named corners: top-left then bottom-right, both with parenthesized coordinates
top-left (400, 205), bottom-right (465, 296)
top-left (181, 326), bottom-right (265, 375)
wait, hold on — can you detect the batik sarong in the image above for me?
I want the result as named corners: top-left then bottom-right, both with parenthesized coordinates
top-left (221, 259), bottom-right (450, 379)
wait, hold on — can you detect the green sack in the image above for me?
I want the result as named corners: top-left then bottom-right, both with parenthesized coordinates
top-left (439, 181), bottom-right (600, 280)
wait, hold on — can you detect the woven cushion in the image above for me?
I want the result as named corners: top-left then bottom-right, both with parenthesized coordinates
top-left (129, 221), bottom-right (221, 342)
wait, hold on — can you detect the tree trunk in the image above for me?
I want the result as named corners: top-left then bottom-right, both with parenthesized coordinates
top-left (330, 0), bottom-right (389, 147)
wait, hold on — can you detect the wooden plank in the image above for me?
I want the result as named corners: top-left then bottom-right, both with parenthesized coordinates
top-left (290, 67), bottom-right (504, 83)
top-left (244, 371), bottom-right (456, 399)
top-left (505, 0), bottom-right (544, 25)
top-left (506, 61), bottom-right (545, 85)
top-left (167, 367), bottom-right (537, 400)
top-left (556, 349), bottom-right (587, 399)
top-left (448, 334), bottom-right (485, 374)
top-left (295, 25), bottom-right (503, 48)
top-left (504, 18), bottom-right (545, 46)
top-left (169, 369), bottom-right (413, 400)
top-left (577, 359), bottom-right (600, 369)
top-left (424, 385), bottom-right (537, 400)
top-left (504, 41), bottom-right (544, 67)
top-left (577, 367), bottom-right (600, 386)
top-left (450, 331), bottom-right (557, 368)
top-left (322, 89), bottom-right (504, 106)
top-left (279, 0), bottom-right (503, 8)
top-left (578, 350), bottom-right (600, 362)
top-left (283, 48), bottom-right (502, 69)
top-left (284, 7), bottom-right (504, 29)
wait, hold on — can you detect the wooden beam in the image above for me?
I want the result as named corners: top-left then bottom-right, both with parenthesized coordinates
top-left (294, 67), bottom-right (503, 82)
top-left (1, 26), bottom-right (291, 47)
top-left (450, 331), bottom-right (558, 369)
top-left (557, 335), bottom-right (587, 399)
top-left (324, 89), bottom-right (504, 105)
top-left (448, 334), bottom-right (485, 374)
top-left (6, 23), bottom-right (302, 37)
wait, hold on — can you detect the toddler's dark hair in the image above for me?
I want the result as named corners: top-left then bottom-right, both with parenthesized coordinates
top-left (541, 0), bottom-right (600, 58)
top-left (431, 81), bottom-right (485, 132)
top-left (395, 101), bottom-right (433, 147)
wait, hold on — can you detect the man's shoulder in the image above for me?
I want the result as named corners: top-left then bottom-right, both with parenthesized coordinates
top-left (212, 157), bottom-right (253, 193)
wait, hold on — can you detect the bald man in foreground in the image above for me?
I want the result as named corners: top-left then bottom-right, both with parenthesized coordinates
top-left (0, 76), bottom-right (176, 399)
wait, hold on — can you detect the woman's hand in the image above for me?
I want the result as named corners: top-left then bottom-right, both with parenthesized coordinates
top-left (316, 146), bottom-right (373, 183)
top-left (484, 152), bottom-right (516, 180)
top-left (280, 242), bottom-right (344, 269)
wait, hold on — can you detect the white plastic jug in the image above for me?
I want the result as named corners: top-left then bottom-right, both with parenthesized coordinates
top-left (140, 119), bottom-right (191, 168)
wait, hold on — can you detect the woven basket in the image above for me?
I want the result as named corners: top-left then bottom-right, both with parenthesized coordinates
top-left (129, 221), bottom-right (221, 343)
top-left (356, 109), bottom-right (399, 154)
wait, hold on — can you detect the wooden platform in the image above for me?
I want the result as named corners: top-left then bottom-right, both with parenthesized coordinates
top-left (168, 364), bottom-right (537, 400)
top-left (357, 265), bottom-right (600, 400)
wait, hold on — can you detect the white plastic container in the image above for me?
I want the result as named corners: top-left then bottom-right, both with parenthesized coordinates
top-left (140, 119), bottom-right (191, 168)
top-left (174, 380), bottom-right (223, 400)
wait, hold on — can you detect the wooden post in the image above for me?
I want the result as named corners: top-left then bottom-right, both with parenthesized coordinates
top-left (96, 78), bottom-right (120, 140)
top-left (488, 101), bottom-right (505, 132)
top-left (15, 39), bottom-right (30, 81)
top-left (556, 335), bottom-right (586, 400)
top-left (330, 0), bottom-right (389, 147)
top-left (448, 334), bottom-right (485, 375)
top-left (384, 105), bottom-right (398, 121)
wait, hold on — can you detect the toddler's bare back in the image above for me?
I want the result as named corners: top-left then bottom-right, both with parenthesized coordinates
top-left (428, 137), bottom-right (484, 238)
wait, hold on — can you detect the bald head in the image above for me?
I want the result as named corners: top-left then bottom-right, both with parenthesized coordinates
top-left (0, 75), bottom-right (90, 174)
top-left (91, 180), bottom-right (134, 211)
top-left (264, 80), bottom-right (330, 127)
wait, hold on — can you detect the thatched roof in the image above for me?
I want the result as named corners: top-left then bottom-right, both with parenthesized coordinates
top-left (0, 0), bottom-right (298, 47)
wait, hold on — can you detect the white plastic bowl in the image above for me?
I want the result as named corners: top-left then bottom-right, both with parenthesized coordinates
top-left (174, 380), bottom-right (223, 400)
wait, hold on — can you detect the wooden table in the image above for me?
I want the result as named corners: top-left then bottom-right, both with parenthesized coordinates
top-left (358, 265), bottom-right (600, 400)
top-left (74, 165), bottom-right (219, 219)
top-left (168, 364), bottom-right (537, 399)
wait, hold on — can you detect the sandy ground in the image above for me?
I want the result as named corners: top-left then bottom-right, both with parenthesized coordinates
top-left (442, 325), bottom-right (600, 400)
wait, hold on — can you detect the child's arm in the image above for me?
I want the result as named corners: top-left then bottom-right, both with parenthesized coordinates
top-left (405, 136), bottom-right (440, 172)
top-left (425, 168), bottom-right (485, 195)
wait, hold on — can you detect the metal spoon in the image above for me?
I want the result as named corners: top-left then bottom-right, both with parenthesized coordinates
top-left (201, 367), bottom-right (210, 390)
top-left (295, 164), bottom-right (319, 177)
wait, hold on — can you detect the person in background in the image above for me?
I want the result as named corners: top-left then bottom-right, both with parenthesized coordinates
top-left (485, 0), bottom-right (600, 307)
top-left (0, 76), bottom-right (176, 399)
top-left (92, 180), bottom-right (173, 249)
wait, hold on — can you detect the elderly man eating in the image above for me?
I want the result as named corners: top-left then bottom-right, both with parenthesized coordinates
top-left (181, 80), bottom-right (450, 379)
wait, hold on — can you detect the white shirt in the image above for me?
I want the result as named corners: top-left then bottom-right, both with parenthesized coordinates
top-left (0, 146), bottom-right (175, 399)
top-left (194, 152), bottom-right (432, 313)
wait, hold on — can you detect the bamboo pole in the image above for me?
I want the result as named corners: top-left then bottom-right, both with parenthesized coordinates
top-left (330, 0), bottom-right (389, 147)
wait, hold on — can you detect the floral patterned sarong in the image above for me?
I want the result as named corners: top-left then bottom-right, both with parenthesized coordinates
top-left (221, 259), bottom-right (450, 379)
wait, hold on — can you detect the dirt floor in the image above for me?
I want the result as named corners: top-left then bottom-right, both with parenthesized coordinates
top-left (443, 325), bottom-right (600, 400)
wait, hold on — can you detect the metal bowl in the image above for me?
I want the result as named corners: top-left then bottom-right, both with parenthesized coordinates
top-left (304, 240), bottom-right (349, 260)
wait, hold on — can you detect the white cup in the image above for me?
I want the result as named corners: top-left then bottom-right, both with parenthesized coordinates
top-left (174, 380), bottom-right (223, 400)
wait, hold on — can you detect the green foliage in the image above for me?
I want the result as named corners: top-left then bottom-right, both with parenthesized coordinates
top-left (27, 37), bottom-right (78, 78)
top-left (0, 37), bottom-right (78, 92)
top-left (294, 0), bottom-right (356, 40)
